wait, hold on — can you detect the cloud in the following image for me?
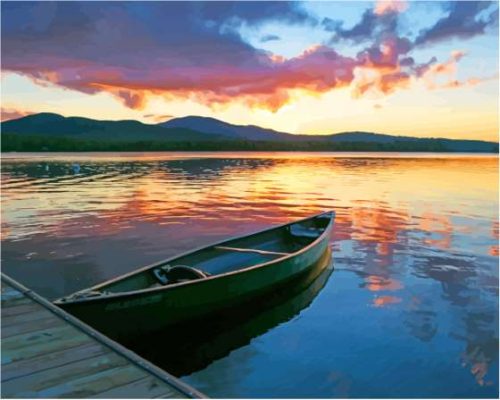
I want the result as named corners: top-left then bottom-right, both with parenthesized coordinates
top-left (418, 50), bottom-right (495, 90)
top-left (374, 0), bottom-right (408, 16)
top-left (329, 8), bottom-right (399, 44)
top-left (1, 1), bottom-right (497, 113)
top-left (321, 17), bottom-right (343, 33)
top-left (0, 2), bottom-right (351, 112)
top-left (260, 34), bottom-right (281, 43)
top-left (2, 2), bottom-right (320, 111)
top-left (329, 1), bottom-right (498, 48)
top-left (357, 36), bottom-right (412, 68)
top-left (143, 113), bottom-right (174, 123)
top-left (195, 1), bottom-right (316, 27)
top-left (351, 65), bottom-right (412, 98)
top-left (1, 108), bottom-right (34, 122)
top-left (321, 1), bottom-right (497, 99)
top-left (415, 1), bottom-right (498, 46)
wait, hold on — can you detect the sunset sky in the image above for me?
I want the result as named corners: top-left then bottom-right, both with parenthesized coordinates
top-left (1, 1), bottom-right (499, 141)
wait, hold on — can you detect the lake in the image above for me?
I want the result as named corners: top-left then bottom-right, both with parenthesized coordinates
top-left (1, 152), bottom-right (498, 398)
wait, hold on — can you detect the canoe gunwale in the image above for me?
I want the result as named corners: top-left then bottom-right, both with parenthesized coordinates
top-left (54, 210), bottom-right (335, 306)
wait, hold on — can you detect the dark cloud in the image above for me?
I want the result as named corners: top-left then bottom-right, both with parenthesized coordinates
top-left (415, 1), bottom-right (498, 46)
top-left (357, 36), bottom-right (412, 68)
top-left (399, 56), bottom-right (415, 67)
top-left (0, 2), bottom-right (349, 111)
top-left (321, 17), bottom-right (343, 32)
top-left (0, 1), bottom-right (496, 112)
top-left (326, 1), bottom-right (498, 49)
top-left (320, 1), bottom-right (497, 98)
top-left (330, 8), bottom-right (399, 44)
top-left (193, 1), bottom-right (316, 27)
top-left (260, 34), bottom-right (281, 43)
top-left (413, 57), bottom-right (438, 78)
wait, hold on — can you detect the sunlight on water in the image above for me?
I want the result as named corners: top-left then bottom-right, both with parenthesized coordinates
top-left (1, 152), bottom-right (498, 398)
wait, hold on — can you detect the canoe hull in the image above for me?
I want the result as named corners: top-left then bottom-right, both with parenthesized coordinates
top-left (57, 220), bottom-right (333, 340)
top-left (124, 248), bottom-right (333, 376)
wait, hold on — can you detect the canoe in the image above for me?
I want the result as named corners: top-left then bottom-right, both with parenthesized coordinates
top-left (54, 211), bottom-right (335, 339)
top-left (125, 249), bottom-right (334, 376)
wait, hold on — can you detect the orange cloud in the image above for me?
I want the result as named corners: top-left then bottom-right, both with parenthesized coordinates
top-left (4, 39), bottom-right (487, 113)
top-left (441, 76), bottom-right (496, 90)
top-left (3, 1), bottom-right (497, 113)
top-left (373, 295), bottom-right (402, 307)
top-left (365, 276), bottom-right (403, 292)
top-left (374, 0), bottom-right (408, 16)
top-left (143, 113), bottom-right (175, 123)
top-left (1, 108), bottom-right (34, 122)
top-left (352, 66), bottom-right (411, 98)
top-left (420, 50), bottom-right (477, 90)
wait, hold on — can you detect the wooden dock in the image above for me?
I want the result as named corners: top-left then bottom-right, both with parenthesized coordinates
top-left (1, 273), bottom-right (206, 398)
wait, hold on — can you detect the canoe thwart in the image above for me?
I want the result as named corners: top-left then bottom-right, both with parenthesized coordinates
top-left (214, 246), bottom-right (291, 257)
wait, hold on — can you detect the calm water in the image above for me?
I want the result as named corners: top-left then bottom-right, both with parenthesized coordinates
top-left (1, 152), bottom-right (498, 398)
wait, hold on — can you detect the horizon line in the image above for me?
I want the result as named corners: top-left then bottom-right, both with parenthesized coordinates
top-left (2, 111), bottom-right (499, 144)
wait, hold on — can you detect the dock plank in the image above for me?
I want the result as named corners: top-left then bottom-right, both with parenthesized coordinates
top-left (1, 342), bottom-right (111, 381)
top-left (2, 300), bottom-right (38, 317)
top-left (1, 307), bottom-right (55, 327)
top-left (1, 287), bottom-right (25, 302)
top-left (32, 364), bottom-right (149, 398)
top-left (2, 312), bottom-right (66, 338)
top-left (90, 376), bottom-right (185, 398)
top-left (2, 352), bottom-right (129, 396)
top-left (2, 323), bottom-right (76, 351)
top-left (0, 274), bottom-right (204, 399)
top-left (1, 301), bottom-right (41, 317)
top-left (2, 325), bottom-right (91, 365)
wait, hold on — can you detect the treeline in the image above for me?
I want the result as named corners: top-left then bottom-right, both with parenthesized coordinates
top-left (1, 133), bottom-right (498, 153)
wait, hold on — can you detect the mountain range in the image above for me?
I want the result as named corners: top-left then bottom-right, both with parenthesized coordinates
top-left (1, 113), bottom-right (498, 153)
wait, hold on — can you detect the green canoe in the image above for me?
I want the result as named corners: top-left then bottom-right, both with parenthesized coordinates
top-left (54, 211), bottom-right (335, 339)
top-left (125, 249), bottom-right (334, 376)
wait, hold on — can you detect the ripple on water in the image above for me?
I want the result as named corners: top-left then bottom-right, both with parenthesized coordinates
top-left (1, 152), bottom-right (498, 398)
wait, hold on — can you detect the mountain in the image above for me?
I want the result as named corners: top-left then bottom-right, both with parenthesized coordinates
top-left (1, 112), bottom-right (223, 142)
top-left (327, 132), bottom-right (405, 143)
top-left (160, 116), bottom-right (498, 152)
top-left (325, 131), bottom-right (498, 152)
top-left (1, 113), bottom-right (498, 153)
top-left (160, 116), bottom-right (294, 141)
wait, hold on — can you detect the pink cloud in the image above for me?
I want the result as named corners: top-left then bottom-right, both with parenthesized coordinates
top-left (1, 108), bottom-right (34, 122)
top-left (420, 50), bottom-right (469, 89)
top-left (143, 113), bottom-right (175, 123)
top-left (2, 2), bottom-right (495, 113)
top-left (6, 43), bottom-right (479, 112)
top-left (374, 0), bottom-right (408, 16)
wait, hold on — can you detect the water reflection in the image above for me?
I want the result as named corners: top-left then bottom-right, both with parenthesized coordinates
top-left (124, 250), bottom-right (333, 377)
top-left (1, 152), bottom-right (498, 397)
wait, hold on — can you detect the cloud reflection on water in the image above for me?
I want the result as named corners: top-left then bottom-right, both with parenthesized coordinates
top-left (1, 152), bottom-right (498, 397)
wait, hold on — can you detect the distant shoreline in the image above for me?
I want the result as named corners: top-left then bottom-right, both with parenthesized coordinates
top-left (2, 135), bottom-right (498, 154)
top-left (2, 149), bottom-right (499, 154)
top-left (2, 113), bottom-right (498, 154)
top-left (2, 151), bottom-right (498, 159)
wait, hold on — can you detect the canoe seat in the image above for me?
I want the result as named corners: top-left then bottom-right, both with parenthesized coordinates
top-left (288, 225), bottom-right (324, 240)
top-left (153, 265), bottom-right (210, 285)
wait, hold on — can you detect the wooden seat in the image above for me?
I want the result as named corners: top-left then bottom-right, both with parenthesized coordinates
top-left (288, 225), bottom-right (323, 239)
top-left (214, 246), bottom-right (290, 257)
